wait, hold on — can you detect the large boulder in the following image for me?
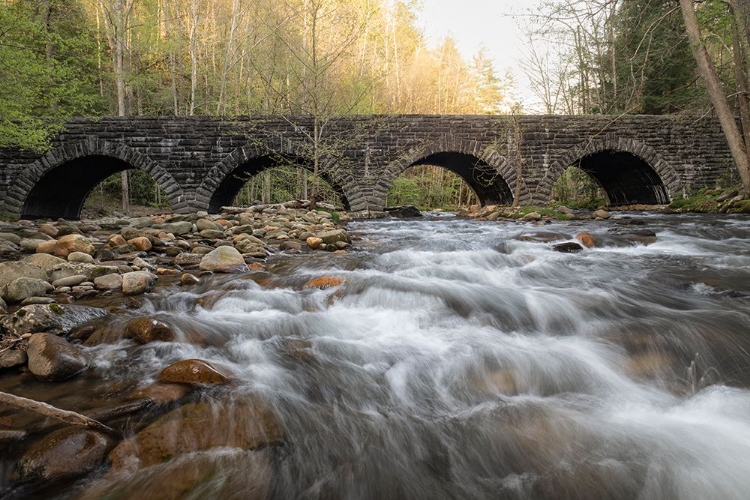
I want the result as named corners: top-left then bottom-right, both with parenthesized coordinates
top-left (0, 261), bottom-right (47, 290)
top-left (199, 246), bottom-right (247, 273)
top-left (108, 400), bottom-right (283, 472)
top-left (0, 304), bottom-right (108, 336)
top-left (26, 332), bottom-right (88, 381)
top-left (18, 427), bottom-right (114, 481)
top-left (54, 234), bottom-right (95, 258)
top-left (3, 277), bottom-right (50, 303)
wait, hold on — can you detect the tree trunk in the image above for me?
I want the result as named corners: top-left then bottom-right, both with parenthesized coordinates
top-left (679, 0), bottom-right (750, 194)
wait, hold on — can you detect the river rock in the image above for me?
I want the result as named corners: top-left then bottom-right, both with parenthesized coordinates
top-left (129, 383), bottom-right (193, 405)
top-left (196, 219), bottom-right (221, 231)
top-left (54, 234), bottom-right (95, 258)
top-left (306, 236), bottom-right (324, 250)
top-left (575, 232), bottom-right (596, 248)
top-left (26, 332), bottom-right (88, 381)
top-left (159, 221), bottom-right (193, 235)
top-left (108, 234), bottom-right (127, 247)
top-left (157, 359), bottom-right (230, 385)
top-left (0, 349), bottom-right (27, 369)
top-left (173, 252), bottom-right (202, 266)
top-left (108, 400), bottom-right (284, 472)
top-left (305, 276), bottom-right (344, 288)
top-left (552, 242), bottom-right (584, 253)
top-left (68, 251), bottom-right (95, 263)
top-left (385, 205), bottom-right (422, 218)
top-left (0, 232), bottom-right (21, 245)
top-left (38, 224), bottom-right (58, 237)
top-left (317, 229), bottom-right (350, 245)
top-left (128, 236), bottom-right (152, 252)
top-left (0, 304), bottom-right (108, 336)
top-left (180, 273), bottom-right (200, 285)
top-left (0, 261), bottom-right (47, 289)
top-left (121, 271), bottom-right (154, 295)
top-left (52, 275), bottom-right (88, 288)
top-left (199, 246), bottom-right (247, 273)
top-left (21, 239), bottom-right (46, 252)
top-left (36, 240), bottom-right (57, 254)
top-left (24, 253), bottom-right (67, 274)
top-left (521, 212), bottom-right (542, 222)
top-left (592, 209), bottom-right (610, 219)
top-left (94, 273), bottom-right (123, 290)
top-left (3, 277), bottom-right (50, 303)
top-left (126, 317), bottom-right (176, 343)
top-left (18, 427), bottom-right (114, 482)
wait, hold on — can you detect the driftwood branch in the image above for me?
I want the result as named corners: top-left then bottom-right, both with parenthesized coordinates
top-left (0, 391), bottom-right (120, 437)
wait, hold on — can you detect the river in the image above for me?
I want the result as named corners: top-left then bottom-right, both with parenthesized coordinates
top-left (4, 212), bottom-right (750, 499)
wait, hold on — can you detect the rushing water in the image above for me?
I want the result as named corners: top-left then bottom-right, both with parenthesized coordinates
top-left (5, 213), bottom-right (750, 499)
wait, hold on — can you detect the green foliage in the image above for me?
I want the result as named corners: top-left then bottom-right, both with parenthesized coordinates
top-left (553, 167), bottom-right (607, 208)
top-left (386, 166), bottom-right (479, 210)
top-left (231, 166), bottom-right (344, 208)
top-left (0, 1), bottom-right (104, 151)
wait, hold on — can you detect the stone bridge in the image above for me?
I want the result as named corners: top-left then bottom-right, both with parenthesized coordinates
top-left (0, 114), bottom-right (735, 219)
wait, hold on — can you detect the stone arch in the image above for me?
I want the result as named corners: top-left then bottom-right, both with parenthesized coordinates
top-left (376, 137), bottom-right (521, 211)
top-left (538, 135), bottom-right (678, 205)
top-left (5, 139), bottom-right (185, 219)
top-left (194, 140), bottom-right (364, 213)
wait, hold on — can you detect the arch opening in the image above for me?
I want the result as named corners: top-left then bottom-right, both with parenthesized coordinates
top-left (572, 150), bottom-right (670, 205)
top-left (21, 155), bottom-right (170, 219)
top-left (208, 156), bottom-right (350, 213)
top-left (404, 152), bottom-right (513, 207)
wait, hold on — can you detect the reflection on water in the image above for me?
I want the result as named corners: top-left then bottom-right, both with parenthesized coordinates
top-left (4, 213), bottom-right (750, 499)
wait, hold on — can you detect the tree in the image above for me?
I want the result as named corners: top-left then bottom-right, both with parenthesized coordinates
top-left (679, 0), bottom-right (750, 194)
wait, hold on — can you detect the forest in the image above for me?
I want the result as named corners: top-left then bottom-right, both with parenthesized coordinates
top-left (0, 0), bottom-right (748, 211)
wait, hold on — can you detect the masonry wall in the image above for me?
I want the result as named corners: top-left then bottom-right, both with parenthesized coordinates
top-left (0, 114), bottom-right (735, 217)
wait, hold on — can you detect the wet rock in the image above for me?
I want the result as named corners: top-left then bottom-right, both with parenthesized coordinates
top-left (81, 449), bottom-right (271, 500)
top-left (592, 209), bottom-right (610, 219)
top-left (180, 273), bottom-right (200, 285)
top-left (108, 400), bottom-right (284, 472)
top-left (199, 246), bottom-right (247, 273)
top-left (0, 261), bottom-right (47, 289)
top-left (94, 273), bottom-right (123, 290)
top-left (68, 251), bottom-right (95, 263)
top-left (18, 427), bottom-right (114, 481)
top-left (27, 332), bottom-right (88, 381)
top-left (157, 359), bottom-right (230, 385)
top-left (279, 240), bottom-right (302, 251)
top-left (385, 205), bottom-right (422, 218)
top-left (0, 349), bottom-right (27, 369)
top-left (575, 232), bottom-right (596, 248)
top-left (317, 229), bottom-right (350, 245)
top-left (0, 304), bottom-right (108, 336)
top-left (126, 317), bottom-right (176, 343)
top-left (121, 271), bottom-right (154, 295)
top-left (552, 242), bottom-right (584, 253)
top-left (54, 234), bottom-right (95, 258)
top-left (3, 277), bottom-right (50, 303)
top-left (305, 276), bottom-right (344, 288)
top-left (517, 232), bottom-right (571, 243)
top-left (129, 383), bottom-right (193, 405)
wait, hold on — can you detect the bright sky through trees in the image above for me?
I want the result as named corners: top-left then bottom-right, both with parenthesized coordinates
top-left (417, 0), bottom-right (542, 108)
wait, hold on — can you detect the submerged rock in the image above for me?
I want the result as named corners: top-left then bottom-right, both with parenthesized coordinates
top-left (26, 332), bottom-right (88, 381)
top-left (108, 400), bottom-right (284, 472)
top-left (157, 359), bottom-right (230, 386)
top-left (126, 317), bottom-right (176, 343)
top-left (18, 427), bottom-right (114, 481)
top-left (552, 242), bottom-right (584, 253)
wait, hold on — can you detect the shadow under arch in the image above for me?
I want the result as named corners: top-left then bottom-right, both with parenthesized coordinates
top-left (541, 137), bottom-right (677, 205)
top-left (380, 142), bottom-right (517, 210)
top-left (9, 141), bottom-right (185, 220)
top-left (197, 146), bottom-right (354, 213)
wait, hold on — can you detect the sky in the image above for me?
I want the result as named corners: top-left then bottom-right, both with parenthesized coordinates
top-left (416, 0), bottom-right (542, 108)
